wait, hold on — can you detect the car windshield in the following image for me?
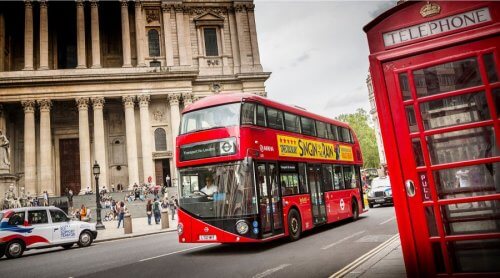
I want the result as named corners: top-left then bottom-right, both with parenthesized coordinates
top-left (179, 161), bottom-right (257, 218)
top-left (371, 178), bottom-right (390, 188)
top-left (180, 103), bottom-right (241, 134)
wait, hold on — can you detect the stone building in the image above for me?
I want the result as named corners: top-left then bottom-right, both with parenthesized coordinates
top-left (366, 73), bottom-right (386, 171)
top-left (0, 0), bottom-right (269, 197)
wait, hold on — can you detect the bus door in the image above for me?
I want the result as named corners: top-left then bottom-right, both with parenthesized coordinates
top-left (307, 164), bottom-right (327, 225)
top-left (256, 162), bottom-right (283, 237)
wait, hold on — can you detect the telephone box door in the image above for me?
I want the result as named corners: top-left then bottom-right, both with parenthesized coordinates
top-left (383, 36), bottom-right (500, 275)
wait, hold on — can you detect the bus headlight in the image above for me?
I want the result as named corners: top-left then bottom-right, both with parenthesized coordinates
top-left (177, 223), bottom-right (184, 235)
top-left (236, 220), bottom-right (249, 235)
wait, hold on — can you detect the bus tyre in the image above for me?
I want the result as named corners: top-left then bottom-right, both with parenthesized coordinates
top-left (288, 209), bottom-right (302, 241)
top-left (352, 200), bottom-right (359, 221)
top-left (78, 231), bottom-right (93, 247)
top-left (5, 240), bottom-right (24, 259)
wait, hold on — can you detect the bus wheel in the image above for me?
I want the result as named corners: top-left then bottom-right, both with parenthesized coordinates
top-left (352, 200), bottom-right (359, 221)
top-left (288, 209), bottom-right (301, 241)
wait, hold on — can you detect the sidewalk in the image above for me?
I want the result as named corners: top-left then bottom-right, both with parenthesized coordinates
top-left (332, 234), bottom-right (406, 278)
top-left (94, 215), bottom-right (178, 242)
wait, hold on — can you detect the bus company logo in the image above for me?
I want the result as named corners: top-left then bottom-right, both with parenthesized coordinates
top-left (299, 197), bottom-right (308, 204)
top-left (259, 145), bottom-right (274, 152)
top-left (420, 3), bottom-right (440, 18)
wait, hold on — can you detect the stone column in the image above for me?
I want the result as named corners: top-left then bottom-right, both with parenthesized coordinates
top-left (76, 98), bottom-right (91, 193)
top-left (138, 95), bottom-right (153, 184)
top-left (123, 96), bottom-right (139, 188)
top-left (168, 94), bottom-right (181, 182)
top-left (234, 4), bottom-right (248, 71)
top-left (0, 105), bottom-right (6, 133)
top-left (246, 4), bottom-right (262, 70)
top-left (22, 100), bottom-right (36, 196)
top-left (134, 1), bottom-right (146, 67)
top-left (24, 0), bottom-right (34, 71)
top-left (228, 9), bottom-right (240, 74)
top-left (92, 97), bottom-right (108, 190)
top-left (174, 5), bottom-right (187, 66)
top-left (39, 0), bottom-right (49, 70)
top-left (183, 10), bottom-right (192, 65)
top-left (90, 0), bottom-right (101, 68)
top-left (120, 0), bottom-right (132, 67)
top-left (0, 13), bottom-right (4, 71)
top-left (161, 4), bottom-right (174, 67)
top-left (38, 99), bottom-right (53, 195)
top-left (76, 0), bottom-right (87, 69)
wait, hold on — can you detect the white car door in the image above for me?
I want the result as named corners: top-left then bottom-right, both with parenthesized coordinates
top-left (49, 209), bottom-right (78, 244)
top-left (26, 209), bottom-right (53, 248)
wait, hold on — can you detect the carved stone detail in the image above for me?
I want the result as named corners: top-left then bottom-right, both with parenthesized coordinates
top-left (76, 97), bottom-right (90, 110)
top-left (21, 100), bottom-right (36, 113)
top-left (191, 7), bottom-right (226, 16)
top-left (161, 4), bottom-right (174, 12)
top-left (91, 97), bottom-right (105, 110)
top-left (120, 0), bottom-right (128, 8)
top-left (138, 94), bottom-right (151, 107)
top-left (211, 83), bottom-right (221, 94)
top-left (168, 94), bottom-right (180, 105)
top-left (146, 9), bottom-right (160, 23)
top-left (122, 95), bottom-right (136, 108)
top-left (153, 109), bottom-right (164, 122)
top-left (40, 0), bottom-right (48, 8)
top-left (38, 99), bottom-right (52, 112)
top-left (24, 0), bottom-right (33, 9)
top-left (76, 0), bottom-right (84, 8)
top-left (182, 93), bottom-right (193, 105)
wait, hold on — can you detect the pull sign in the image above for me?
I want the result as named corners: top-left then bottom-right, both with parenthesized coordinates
top-left (405, 180), bottom-right (416, 197)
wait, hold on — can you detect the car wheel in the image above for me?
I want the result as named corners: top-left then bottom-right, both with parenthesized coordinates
top-left (62, 243), bottom-right (74, 250)
top-left (352, 200), bottom-right (359, 221)
top-left (5, 240), bottom-right (25, 259)
top-left (77, 231), bottom-right (93, 247)
top-left (288, 209), bottom-right (301, 241)
top-left (369, 203), bottom-right (374, 208)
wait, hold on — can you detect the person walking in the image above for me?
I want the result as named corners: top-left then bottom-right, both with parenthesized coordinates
top-left (117, 201), bottom-right (126, 228)
top-left (68, 189), bottom-right (74, 210)
top-left (168, 196), bottom-right (177, 220)
top-left (146, 199), bottom-right (153, 225)
top-left (43, 191), bottom-right (49, 206)
top-left (153, 198), bottom-right (161, 224)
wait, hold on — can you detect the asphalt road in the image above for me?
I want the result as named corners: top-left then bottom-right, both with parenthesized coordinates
top-left (0, 206), bottom-right (398, 278)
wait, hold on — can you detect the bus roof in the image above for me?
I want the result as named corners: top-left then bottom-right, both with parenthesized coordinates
top-left (182, 93), bottom-right (351, 129)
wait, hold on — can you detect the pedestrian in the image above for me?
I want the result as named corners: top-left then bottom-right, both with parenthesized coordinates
top-left (146, 199), bottom-right (153, 225)
top-left (169, 196), bottom-right (178, 220)
top-left (165, 175), bottom-right (171, 187)
top-left (68, 189), bottom-right (74, 210)
top-left (117, 201), bottom-right (125, 228)
top-left (111, 183), bottom-right (115, 192)
top-left (153, 198), bottom-right (161, 224)
top-left (80, 204), bottom-right (87, 221)
top-left (43, 191), bottom-right (49, 206)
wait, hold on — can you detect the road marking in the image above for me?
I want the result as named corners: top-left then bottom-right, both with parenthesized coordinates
top-left (139, 244), bottom-right (216, 262)
top-left (329, 234), bottom-right (400, 278)
top-left (252, 264), bottom-right (291, 278)
top-left (379, 216), bottom-right (396, 225)
top-left (321, 230), bottom-right (366, 250)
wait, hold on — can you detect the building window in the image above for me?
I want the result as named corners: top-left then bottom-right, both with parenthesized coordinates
top-left (204, 28), bottom-right (219, 56)
top-left (148, 29), bottom-right (160, 57)
top-left (154, 128), bottom-right (167, 151)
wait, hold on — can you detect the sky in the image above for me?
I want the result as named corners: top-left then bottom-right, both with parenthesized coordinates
top-left (254, 0), bottom-right (395, 119)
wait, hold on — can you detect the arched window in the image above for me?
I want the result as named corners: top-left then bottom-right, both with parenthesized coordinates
top-left (148, 29), bottom-right (160, 57)
top-left (154, 128), bottom-right (167, 151)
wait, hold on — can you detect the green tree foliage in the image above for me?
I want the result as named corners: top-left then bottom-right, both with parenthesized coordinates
top-left (336, 108), bottom-right (380, 168)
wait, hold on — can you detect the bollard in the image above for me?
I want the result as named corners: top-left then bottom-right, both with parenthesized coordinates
top-left (161, 209), bottom-right (169, 229)
top-left (124, 213), bottom-right (133, 234)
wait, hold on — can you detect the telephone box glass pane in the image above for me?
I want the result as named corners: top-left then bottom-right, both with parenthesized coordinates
top-left (412, 138), bottom-right (425, 167)
top-left (413, 58), bottom-right (482, 98)
top-left (494, 88), bottom-right (500, 118)
top-left (483, 53), bottom-right (499, 83)
top-left (440, 200), bottom-right (500, 235)
top-left (448, 239), bottom-right (500, 272)
top-left (427, 126), bottom-right (497, 165)
top-left (405, 105), bottom-right (418, 133)
top-left (399, 73), bottom-right (411, 100)
top-left (425, 206), bottom-right (438, 237)
top-left (420, 91), bottom-right (490, 130)
top-left (432, 163), bottom-right (500, 200)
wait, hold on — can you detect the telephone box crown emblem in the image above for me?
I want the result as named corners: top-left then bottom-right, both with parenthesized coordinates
top-left (420, 2), bottom-right (441, 18)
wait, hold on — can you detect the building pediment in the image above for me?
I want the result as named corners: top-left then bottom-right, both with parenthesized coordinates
top-left (194, 12), bottom-right (225, 27)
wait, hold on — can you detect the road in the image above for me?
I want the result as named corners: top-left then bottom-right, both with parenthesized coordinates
top-left (0, 206), bottom-right (398, 278)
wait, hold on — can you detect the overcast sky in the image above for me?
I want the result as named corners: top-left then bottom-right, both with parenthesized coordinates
top-left (254, 0), bottom-right (395, 118)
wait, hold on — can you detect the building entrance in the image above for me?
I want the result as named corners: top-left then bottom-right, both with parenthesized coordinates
top-left (59, 138), bottom-right (81, 195)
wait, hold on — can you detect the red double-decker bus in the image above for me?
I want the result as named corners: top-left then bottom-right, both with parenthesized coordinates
top-left (176, 93), bottom-right (366, 243)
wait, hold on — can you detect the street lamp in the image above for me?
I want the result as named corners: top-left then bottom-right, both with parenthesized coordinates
top-left (93, 161), bottom-right (105, 230)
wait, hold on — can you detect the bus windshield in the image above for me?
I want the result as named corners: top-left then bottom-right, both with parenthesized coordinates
top-left (179, 162), bottom-right (257, 218)
top-left (180, 103), bottom-right (240, 134)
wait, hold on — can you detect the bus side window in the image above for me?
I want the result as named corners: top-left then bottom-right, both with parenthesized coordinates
top-left (337, 126), bottom-right (344, 142)
top-left (298, 163), bottom-right (309, 193)
top-left (267, 107), bottom-right (284, 130)
top-left (322, 165), bottom-right (334, 191)
top-left (330, 124), bottom-right (339, 141)
top-left (349, 129), bottom-right (355, 143)
top-left (256, 105), bottom-right (267, 127)
top-left (334, 165), bottom-right (344, 190)
top-left (241, 102), bottom-right (256, 125)
top-left (343, 166), bottom-right (354, 189)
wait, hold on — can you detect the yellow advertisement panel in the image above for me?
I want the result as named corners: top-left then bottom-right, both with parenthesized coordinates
top-left (277, 135), bottom-right (354, 162)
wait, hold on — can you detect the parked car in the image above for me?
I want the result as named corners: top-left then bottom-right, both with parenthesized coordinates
top-left (0, 206), bottom-right (97, 259)
top-left (367, 176), bottom-right (393, 208)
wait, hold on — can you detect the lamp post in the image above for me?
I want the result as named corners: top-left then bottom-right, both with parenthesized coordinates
top-left (93, 161), bottom-right (105, 230)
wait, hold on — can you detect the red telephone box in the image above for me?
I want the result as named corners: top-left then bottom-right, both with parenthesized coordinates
top-left (365, 1), bottom-right (500, 276)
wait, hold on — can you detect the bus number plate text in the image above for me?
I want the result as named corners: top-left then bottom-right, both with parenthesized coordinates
top-left (199, 235), bottom-right (217, 241)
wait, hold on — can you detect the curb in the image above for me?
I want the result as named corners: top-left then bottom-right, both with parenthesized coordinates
top-left (329, 234), bottom-right (400, 278)
top-left (94, 229), bottom-right (177, 243)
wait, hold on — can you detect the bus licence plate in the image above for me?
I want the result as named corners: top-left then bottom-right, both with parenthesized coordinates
top-left (199, 235), bottom-right (217, 241)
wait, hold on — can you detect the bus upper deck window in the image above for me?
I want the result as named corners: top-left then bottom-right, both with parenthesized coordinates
top-left (256, 105), bottom-right (266, 127)
top-left (241, 102), bottom-right (256, 125)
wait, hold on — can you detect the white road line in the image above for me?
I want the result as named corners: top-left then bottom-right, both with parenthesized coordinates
top-left (379, 216), bottom-right (396, 225)
top-left (139, 244), bottom-right (216, 262)
top-left (252, 264), bottom-right (291, 278)
top-left (321, 230), bottom-right (366, 250)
